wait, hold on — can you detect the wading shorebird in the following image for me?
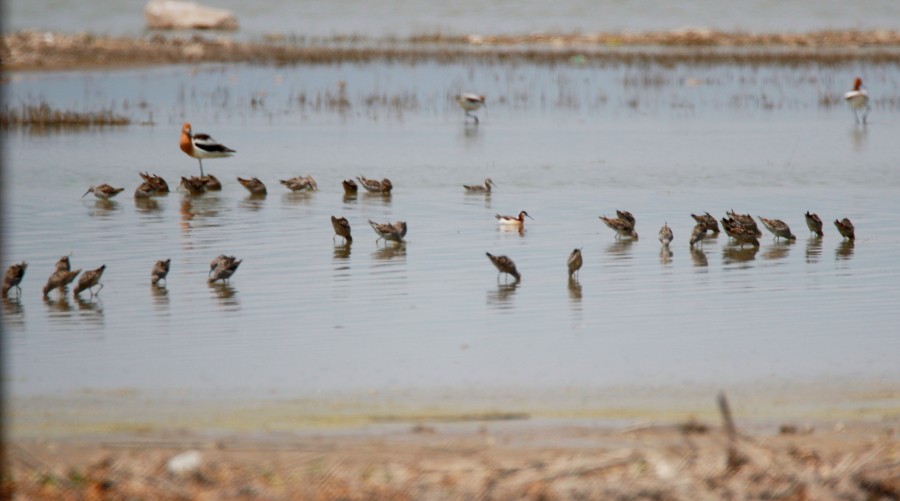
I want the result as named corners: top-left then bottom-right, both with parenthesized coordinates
top-left (208, 257), bottom-right (242, 284)
top-left (55, 256), bottom-right (72, 272)
top-left (758, 216), bottom-right (797, 242)
top-left (341, 179), bottom-right (358, 195)
top-left (721, 217), bottom-right (760, 248)
top-left (368, 220), bottom-right (407, 243)
top-left (179, 176), bottom-right (208, 195)
top-left (73, 264), bottom-right (106, 297)
top-left (844, 77), bottom-right (869, 125)
top-left (209, 255), bottom-right (238, 278)
top-left (567, 248), bottom-right (583, 279)
top-left (237, 176), bottom-right (267, 195)
top-left (834, 218), bottom-right (856, 240)
top-left (691, 212), bottom-right (720, 234)
top-left (599, 214), bottom-right (638, 240)
top-left (151, 259), bottom-right (170, 286)
top-left (180, 123), bottom-right (235, 177)
top-left (456, 93), bottom-right (486, 123)
top-left (134, 182), bottom-right (155, 199)
top-left (3, 261), bottom-right (27, 297)
top-left (726, 210), bottom-right (762, 236)
top-left (495, 210), bottom-right (533, 228)
top-left (357, 176), bottom-right (392, 194)
top-left (689, 223), bottom-right (707, 248)
top-left (82, 184), bottom-right (124, 200)
top-left (280, 175), bottom-right (317, 192)
top-left (331, 216), bottom-right (352, 244)
top-left (658, 223), bottom-right (674, 247)
top-left (139, 172), bottom-right (169, 193)
top-left (804, 211), bottom-right (824, 238)
top-left (43, 267), bottom-right (81, 298)
top-left (463, 178), bottom-right (495, 193)
top-left (486, 252), bottom-right (520, 282)
top-left (199, 174), bottom-right (222, 191)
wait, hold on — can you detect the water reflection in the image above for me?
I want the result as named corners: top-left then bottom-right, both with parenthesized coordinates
top-left (722, 245), bottom-right (758, 265)
top-left (361, 191), bottom-right (392, 206)
top-left (659, 247), bottom-right (673, 265)
top-left (134, 196), bottom-right (161, 213)
top-left (849, 126), bottom-right (868, 153)
top-left (487, 281), bottom-right (518, 311)
top-left (180, 194), bottom-right (223, 230)
top-left (567, 277), bottom-right (582, 302)
top-left (497, 225), bottom-right (525, 237)
top-left (87, 199), bottom-right (120, 218)
top-left (342, 193), bottom-right (358, 204)
top-left (605, 239), bottom-right (635, 258)
top-left (461, 122), bottom-right (482, 145)
top-left (761, 241), bottom-right (793, 261)
top-left (690, 247), bottom-right (708, 267)
top-left (209, 282), bottom-right (240, 309)
top-left (43, 295), bottom-right (74, 318)
top-left (283, 191), bottom-right (316, 206)
top-left (805, 237), bottom-right (823, 263)
top-left (76, 296), bottom-right (105, 325)
top-left (333, 243), bottom-right (352, 260)
top-left (2, 296), bottom-right (25, 329)
top-left (373, 242), bottom-right (406, 261)
top-left (151, 284), bottom-right (170, 310)
top-left (238, 194), bottom-right (266, 211)
top-left (836, 240), bottom-right (855, 260)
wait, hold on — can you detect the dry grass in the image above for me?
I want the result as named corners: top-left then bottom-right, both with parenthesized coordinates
top-left (0, 102), bottom-right (130, 128)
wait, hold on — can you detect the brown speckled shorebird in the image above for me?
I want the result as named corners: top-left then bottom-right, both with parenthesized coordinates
top-left (368, 220), bottom-right (407, 243)
top-left (43, 267), bottom-right (81, 298)
top-left (357, 176), bottom-right (393, 194)
top-left (599, 214), bottom-right (638, 240)
top-left (3, 261), bottom-right (28, 297)
top-left (464, 178), bottom-right (495, 193)
top-left (151, 259), bottom-right (171, 286)
top-left (805, 211), bottom-right (824, 237)
top-left (567, 248), bottom-right (583, 279)
top-left (691, 212), bottom-right (720, 234)
top-left (726, 210), bottom-right (762, 236)
top-left (134, 182), bottom-right (155, 198)
top-left (83, 184), bottom-right (124, 200)
top-left (280, 175), bottom-right (318, 192)
top-left (486, 252), bottom-right (520, 282)
top-left (237, 176), bottom-right (267, 195)
top-left (689, 223), bottom-right (707, 248)
top-left (180, 122), bottom-right (235, 177)
top-left (73, 264), bottom-right (106, 297)
top-left (758, 216), bottom-right (797, 242)
top-left (209, 255), bottom-right (238, 278)
top-left (55, 255), bottom-right (71, 272)
top-left (341, 179), bottom-right (358, 195)
top-left (721, 217), bottom-right (760, 248)
top-left (658, 223), bottom-right (674, 247)
top-left (199, 174), bottom-right (222, 191)
top-left (331, 216), bottom-right (352, 244)
top-left (208, 256), bottom-right (242, 284)
top-left (139, 172), bottom-right (169, 193)
top-left (179, 176), bottom-right (208, 195)
top-left (834, 218), bottom-right (856, 240)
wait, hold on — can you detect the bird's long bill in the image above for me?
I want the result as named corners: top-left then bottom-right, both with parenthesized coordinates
top-left (82, 189), bottom-right (91, 198)
top-left (526, 213), bottom-right (535, 220)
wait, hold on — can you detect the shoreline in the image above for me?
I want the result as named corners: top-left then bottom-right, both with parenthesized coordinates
top-left (3, 29), bottom-right (900, 72)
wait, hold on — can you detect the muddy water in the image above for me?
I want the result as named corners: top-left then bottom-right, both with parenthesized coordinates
top-left (3, 61), bottom-right (900, 414)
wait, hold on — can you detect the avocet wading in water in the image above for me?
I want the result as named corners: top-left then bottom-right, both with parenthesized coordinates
top-left (456, 93), bottom-right (486, 123)
top-left (844, 77), bottom-right (869, 125)
top-left (180, 123), bottom-right (236, 176)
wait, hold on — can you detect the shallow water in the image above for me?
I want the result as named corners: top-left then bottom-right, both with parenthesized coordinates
top-left (3, 60), bottom-right (900, 407)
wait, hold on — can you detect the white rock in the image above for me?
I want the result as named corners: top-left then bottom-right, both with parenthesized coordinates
top-left (145, 0), bottom-right (238, 31)
top-left (166, 450), bottom-right (203, 476)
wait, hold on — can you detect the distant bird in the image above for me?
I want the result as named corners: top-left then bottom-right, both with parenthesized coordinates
top-left (208, 256), bottom-right (242, 284)
top-left (599, 215), bottom-right (638, 239)
top-left (844, 77), bottom-right (869, 125)
top-left (357, 176), bottom-right (392, 194)
top-left (834, 218), bottom-right (855, 240)
top-left (179, 176), bottom-right (208, 195)
top-left (199, 174), bottom-right (222, 191)
top-left (209, 255), bottom-right (238, 278)
top-left (804, 211), bottom-right (824, 237)
top-left (151, 259), bottom-right (170, 286)
top-left (689, 223), bottom-right (707, 247)
top-left (616, 210), bottom-right (636, 228)
top-left (691, 212), bottom-right (720, 234)
top-left (280, 175), bottom-right (317, 192)
top-left (180, 122), bottom-right (235, 176)
top-left (73, 264), bottom-right (106, 297)
top-left (331, 216), bottom-right (352, 244)
top-left (134, 182), bottom-right (155, 199)
top-left (139, 172), bottom-right (169, 193)
top-left (567, 248), bottom-right (583, 279)
top-left (486, 252), bottom-right (520, 282)
top-left (464, 178), bottom-right (495, 193)
top-left (237, 176), bottom-right (267, 195)
top-left (726, 210), bottom-right (762, 236)
top-left (721, 217), bottom-right (760, 248)
top-left (495, 210), bottom-right (533, 228)
top-left (658, 223), bottom-right (674, 246)
top-left (43, 268), bottom-right (81, 298)
top-left (368, 220), bottom-right (407, 243)
top-left (341, 179), bottom-right (358, 195)
top-left (758, 216), bottom-right (796, 242)
top-left (2, 261), bottom-right (27, 297)
top-left (456, 93), bottom-right (486, 123)
top-left (82, 184), bottom-right (124, 200)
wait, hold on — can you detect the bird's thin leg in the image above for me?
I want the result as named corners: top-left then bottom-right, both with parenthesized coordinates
top-left (96, 283), bottom-right (103, 296)
top-left (199, 159), bottom-right (205, 177)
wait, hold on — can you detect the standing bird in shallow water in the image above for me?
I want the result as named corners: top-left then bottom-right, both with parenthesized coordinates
top-left (758, 216), bottom-right (797, 242)
top-left (209, 255), bottom-right (237, 277)
top-left (368, 220), bottom-right (407, 243)
top-left (55, 256), bottom-right (72, 272)
top-left (151, 259), bottom-right (170, 286)
top-left (357, 176), bottom-right (392, 194)
top-left (689, 223), bottom-right (707, 248)
top-left (208, 256), bottom-right (242, 284)
top-left (331, 216), bottom-right (352, 244)
top-left (43, 267), bottom-right (81, 298)
top-left (658, 223), bottom-right (674, 247)
top-left (237, 176), bottom-right (267, 195)
top-left (73, 264), bottom-right (106, 297)
top-left (567, 249), bottom-right (583, 279)
top-left (486, 252), bottom-right (520, 282)
top-left (844, 77), bottom-right (869, 125)
top-left (456, 93), bottom-right (486, 123)
top-left (691, 212), bottom-right (720, 234)
top-left (464, 178), bottom-right (495, 193)
top-left (721, 217), bottom-right (760, 248)
top-left (834, 218), bottom-right (855, 240)
top-left (341, 179), bottom-right (358, 195)
top-left (804, 211), bottom-right (824, 237)
top-left (83, 184), bottom-right (124, 200)
top-left (179, 122), bottom-right (235, 177)
top-left (3, 262), bottom-right (27, 297)
top-left (599, 214), bottom-right (638, 239)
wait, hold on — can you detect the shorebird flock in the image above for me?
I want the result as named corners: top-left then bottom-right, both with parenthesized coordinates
top-left (1, 79), bottom-right (868, 299)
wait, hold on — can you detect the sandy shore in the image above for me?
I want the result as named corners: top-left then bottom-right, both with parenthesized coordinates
top-left (3, 29), bottom-right (900, 72)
